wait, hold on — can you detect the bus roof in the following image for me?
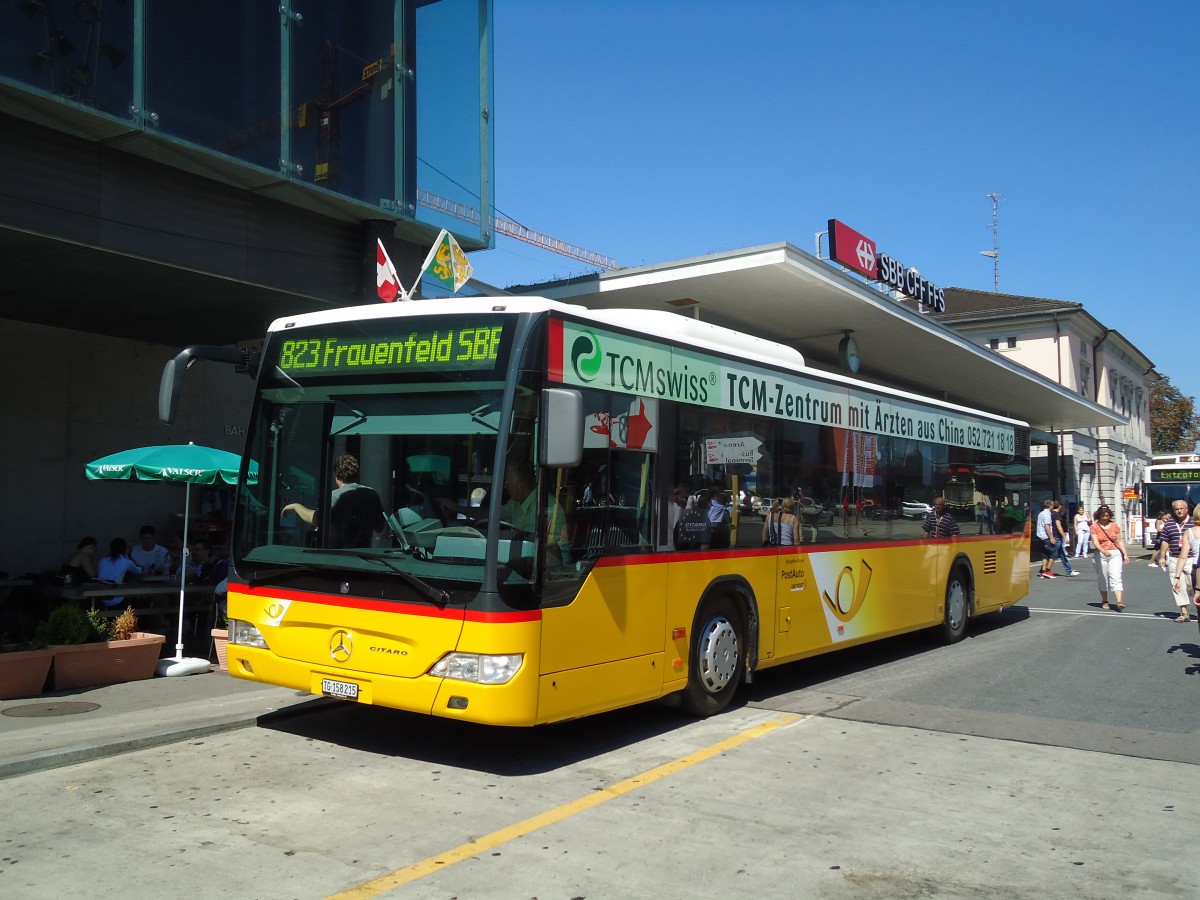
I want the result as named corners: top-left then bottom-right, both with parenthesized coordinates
top-left (265, 297), bottom-right (802, 368)
top-left (1150, 454), bottom-right (1200, 466)
top-left (266, 296), bottom-right (1027, 429)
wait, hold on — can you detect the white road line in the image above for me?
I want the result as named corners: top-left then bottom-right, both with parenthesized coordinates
top-left (1023, 605), bottom-right (1187, 622)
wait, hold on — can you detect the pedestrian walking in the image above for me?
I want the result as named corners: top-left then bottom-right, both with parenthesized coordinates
top-left (1160, 499), bottom-right (1193, 622)
top-left (1073, 505), bottom-right (1091, 557)
top-left (1169, 506), bottom-right (1200, 622)
top-left (1050, 501), bottom-right (1077, 575)
top-left (1089, 505), bottom-right (1129, 610)
top-left (1035, 499), bottom-right (1058, 579)
top-left (1148, 512), bottom-right (1170, 570)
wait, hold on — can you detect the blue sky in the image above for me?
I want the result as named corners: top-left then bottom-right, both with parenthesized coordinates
top-left (463, 1), bottom-right (1199, 397)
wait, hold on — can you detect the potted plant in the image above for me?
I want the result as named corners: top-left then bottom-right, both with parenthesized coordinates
top-left (0, 634), bottom-right (54, 700)
top-left (211, 616), bottom-right (229, 672)
top-left (37, 604), bottom-right (165, 690)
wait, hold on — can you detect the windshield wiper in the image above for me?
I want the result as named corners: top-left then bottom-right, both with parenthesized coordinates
top-left (470, 402), bottom-right (500, 432)
top-left (242, 563), bottom-right (322, 586)
top-left (331, 402), bottom-right (368, 437)
top-left (319, 549), bottom-right (450, 605)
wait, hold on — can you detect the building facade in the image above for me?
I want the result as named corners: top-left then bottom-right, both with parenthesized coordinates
top-left (0, 0), bottom-right (493, 575)
top-left (938, 288), bottom-right (1156, 528)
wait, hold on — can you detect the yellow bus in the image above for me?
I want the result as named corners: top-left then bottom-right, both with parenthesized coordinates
top-left (161, 297), bottom-right (1031, 725)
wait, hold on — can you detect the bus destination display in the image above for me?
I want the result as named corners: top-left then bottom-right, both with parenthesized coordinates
top-left (277, 324), bottom-right (505, 376)
top-left (1150, 468), bottom-right (1200, 482)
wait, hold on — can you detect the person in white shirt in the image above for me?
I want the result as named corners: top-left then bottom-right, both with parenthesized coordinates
top-left (130, 525), bottom-right (171, 576)
top-left (1073, 507), bottom-right (1092, 557)
top-left (1035, 499), bottom-right (1057, 579)
top-left (96, 536), bottom-right (142, 607)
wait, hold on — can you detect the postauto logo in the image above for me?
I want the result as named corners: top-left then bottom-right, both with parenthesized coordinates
top-left (570, 329), bottom-right (603, 382)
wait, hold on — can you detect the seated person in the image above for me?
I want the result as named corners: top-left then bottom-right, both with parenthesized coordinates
top-left (674, 493), bottom-right (713, 550)
top-left (96, 537), bottom-right (142, 607)
top-left (707, 490), bottom-right (731, 549)
top-left (178, 537), bottom-right (228, 630)
top-left (131, 524), bottom-right (171, 576)
top-left (189, 538), bottom-right (229, 586)
top-left (497, 462), bottom-right (569, 567)
top-left (281, 454), bottom-right (385, 547)
top-left (62, 535), bottom-right (98, 583)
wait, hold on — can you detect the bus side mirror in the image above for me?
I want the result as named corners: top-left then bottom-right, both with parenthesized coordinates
top-left (158, 352), bottom-right (190, 425)
top-left (540, 388), bottom-right (583, 469)
top-left (158, 345), bottom-right (260, 424)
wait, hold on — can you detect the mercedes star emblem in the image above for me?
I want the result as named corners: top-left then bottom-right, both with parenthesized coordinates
top-left (329, 630), bottom-right (352, 663)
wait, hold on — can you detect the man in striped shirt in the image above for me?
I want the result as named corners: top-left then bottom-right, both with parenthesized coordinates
top-left (922, 497), bottom-right (960, 539)
top-left (1160, 500), bottom-right (1193, 622)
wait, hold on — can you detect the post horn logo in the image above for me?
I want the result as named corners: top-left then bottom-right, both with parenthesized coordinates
top-left (329, 630), bottom-right (353, 663)
top-left (821, 559), bottom-right (874, 622)
top-left (570, 330), bottom-right (603, 383)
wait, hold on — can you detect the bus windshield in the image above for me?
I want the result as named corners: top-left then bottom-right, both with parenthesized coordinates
top-left (229, 312), bottom-right (557, 603)
top-left (234, 378), bottom-right (509, 595)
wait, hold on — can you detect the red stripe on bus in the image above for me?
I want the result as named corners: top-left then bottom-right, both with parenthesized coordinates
top-left (548, 318), bottom-right (564, 381)
top-left (230, 583), bottom-right (542, 622)
top-left (591, 533), bottom-right (1026, 567)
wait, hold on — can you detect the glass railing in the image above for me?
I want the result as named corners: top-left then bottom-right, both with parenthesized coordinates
top-left (0, 0), bottom-right (492, 247)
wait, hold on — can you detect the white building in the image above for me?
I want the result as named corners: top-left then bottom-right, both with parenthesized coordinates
top-left (937, 288), bottom-right (1156, 524)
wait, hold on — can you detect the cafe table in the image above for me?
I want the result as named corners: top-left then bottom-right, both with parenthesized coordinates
top-left (40, 580), bottom-right (215, 629)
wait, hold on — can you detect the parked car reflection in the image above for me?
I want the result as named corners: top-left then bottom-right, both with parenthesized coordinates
top-left (901, 500), bottom-right (933, 519)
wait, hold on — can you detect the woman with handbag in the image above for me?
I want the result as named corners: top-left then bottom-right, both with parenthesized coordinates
top-left (1089, 505), bottom-right (1129, 611)
top-left (1170, 507), bottom-right (1200, 622)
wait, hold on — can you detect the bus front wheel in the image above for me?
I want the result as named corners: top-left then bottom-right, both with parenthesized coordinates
top-left (681, 596), bottom-right (743, 717)
top-left (939, 565), bottom-right (970, 644)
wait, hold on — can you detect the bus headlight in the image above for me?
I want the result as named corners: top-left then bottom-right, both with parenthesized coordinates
top-left (430, 653), bottom-right (523, 685)
top-left (229, 619), bottom-right (270, 650)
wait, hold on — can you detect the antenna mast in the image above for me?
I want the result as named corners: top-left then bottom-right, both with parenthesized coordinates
top-left (981, 192), bottom-right (1000, 291)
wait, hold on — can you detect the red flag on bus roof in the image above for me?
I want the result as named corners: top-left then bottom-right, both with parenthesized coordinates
top-left (376, 238), bottom-right (405, 302)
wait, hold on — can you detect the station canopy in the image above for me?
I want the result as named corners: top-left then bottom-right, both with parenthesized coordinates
top-left (512, 242), bottom-right (1123, 433)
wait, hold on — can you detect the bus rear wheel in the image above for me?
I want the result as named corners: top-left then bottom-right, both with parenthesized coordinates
top-left (939, 565), bottom-right (970, 643)
top-left (681, 596), bottom-right (743, 717)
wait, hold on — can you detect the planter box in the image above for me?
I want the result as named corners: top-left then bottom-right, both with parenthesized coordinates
top-left (0, 647), bottom-right (54, 699)
top-left (211, 629), bottom-right (229, 671)
top-left (50, 632), bottom-right (166, 691)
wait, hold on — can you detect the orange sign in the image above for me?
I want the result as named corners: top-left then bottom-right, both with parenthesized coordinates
top-left (1122, 488), bottom-right (1138, 500)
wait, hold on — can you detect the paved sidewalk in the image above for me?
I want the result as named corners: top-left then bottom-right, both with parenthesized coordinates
top-left (0, 666), bottom-right (329, 780)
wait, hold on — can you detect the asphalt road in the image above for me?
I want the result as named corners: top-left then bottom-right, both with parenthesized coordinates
top-left (4, 550), bottom-right (1198, 899)
top-left (742, 549), bottom-right (1200, 763)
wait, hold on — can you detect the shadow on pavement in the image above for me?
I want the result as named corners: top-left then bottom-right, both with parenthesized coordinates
top-left (742, 606), bottom-right (1029, 704)
top-left (1167, 640), bottom-right (1200, 675)
top-left (258, 695), bottom-right (696, 776)
top-left (256, 609), bottom-right (1033, 774)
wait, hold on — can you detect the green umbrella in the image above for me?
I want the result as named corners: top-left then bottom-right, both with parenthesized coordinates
top-left (84, 443), bottom-right (257, 668)
top-left (85, 443), bottom-right (257, 485)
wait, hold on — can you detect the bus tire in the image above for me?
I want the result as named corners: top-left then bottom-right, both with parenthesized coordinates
top-left (681, 596), bottom-right (743, 717)
top-left (939, 564), bottom-right (971, 644)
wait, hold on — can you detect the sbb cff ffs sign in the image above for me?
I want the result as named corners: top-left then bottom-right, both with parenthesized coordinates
top-left (827, 219), bottom-right (946, 313)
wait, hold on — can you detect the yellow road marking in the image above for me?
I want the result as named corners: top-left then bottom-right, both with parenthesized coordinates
top-left (327, 714), bottom-right (801, 899)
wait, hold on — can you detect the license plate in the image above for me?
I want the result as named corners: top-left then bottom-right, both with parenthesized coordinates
top-left (321, 678), bottom-right (359, 701)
